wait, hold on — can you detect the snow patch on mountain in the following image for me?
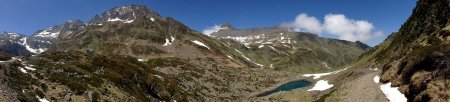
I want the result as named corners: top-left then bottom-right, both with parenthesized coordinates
top-left (373, 75), bottom-right (380, 83)
top-left (138, 59), bottom-right (147, 62)
top-left (36, 96), bottom-right (49, 102)
top-left (163, 36), bottom-right (175, 46)
top-left (5, 32), bottom-right (22, 39)
top-left (258, 45), bottom-right (264, 48)
top-left (107, 17), bottom-right (134, 23)
top-left (322, 62), bottom-right (331, 69)
top-left (380, 82), bottom-right (407, 102)
top-left (34, 29), bottom-right (60, 38)
top-left (19, 67), bottom-right (27, 73)
top-left (234, 49), bottom-right (264, 67)
top-left (18, 37), bottom-right (47, 54)
top-left (163, 39), bottom-right (172, 46)
top-left (227, 55), bottom-right (233, 59)
top-left (308, 80), bottom-right (333, 91)
top-left (192, 40), bottom-right (210, 50)
top-left (153, 75), bottom-right (164, 80)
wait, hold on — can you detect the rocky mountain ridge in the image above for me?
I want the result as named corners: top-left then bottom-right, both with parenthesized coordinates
top-left (210, 23), bottom-right (370, 72)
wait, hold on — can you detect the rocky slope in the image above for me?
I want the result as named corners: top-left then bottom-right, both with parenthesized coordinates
top-left (0, 4), bottom-right (377, 102)
top-left (0, 5), bottom-right (297, 101)
top-left (211, 24), bottom-right (370, 73)
top-left (50, 5), bottom-right (267, 68)
top-left (0, 32), bottom-right (32, 56)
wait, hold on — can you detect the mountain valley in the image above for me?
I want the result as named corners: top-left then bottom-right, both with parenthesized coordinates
top-left (1, 0), bottom-right (450, 102)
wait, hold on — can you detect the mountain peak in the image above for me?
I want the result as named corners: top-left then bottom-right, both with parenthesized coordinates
top-left (220, 23), bottom-right (236, 30)
top-left (66, 19), bottom-right (83, 24)
top-left (89, 5), bottom-right (161, 24)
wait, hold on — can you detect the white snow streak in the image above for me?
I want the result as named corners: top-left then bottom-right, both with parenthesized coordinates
top-left (234, 49), bottom-right (264, 67)
top-left (153, 75), bottom-right (164, 80)
top-left (24, 66), bottom-right (36, 71)
top-left (192, 40), bottom-right (210, 50)
top-left (303, 67), bottom-right (348, 79)
top-left (308, 80), bottom-right (334, 91)
top-left (258, 45), bottom-right (264, 48)
top-left (323, 62), bottom-right (331, 69)
top-left (138, 59), bottom-right (147, 62)
top-left (19, 68), bottom-right (27, 73)
top-left (19, 37), bottom-right (47, 54)
top-left (227, 55), bottom-right (233, 59)
top-left (107, 17), bottom-right (134, 23)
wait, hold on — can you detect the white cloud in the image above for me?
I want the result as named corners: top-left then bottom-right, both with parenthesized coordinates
top-left (292, 13), bottom-right (322, 34)
top-left (202, 25), bottom-right (221, 35)
top-left (290, 13), bottom-right (383, 42)
top-left (323, 14), bottom-right (383, 42)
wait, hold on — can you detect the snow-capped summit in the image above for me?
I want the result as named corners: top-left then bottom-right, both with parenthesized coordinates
top-left (33, 26), bottom-right (62, 38)
top-left (89, 5), bottom-right (162, 24)
top-left (0, 32), bottom-right (25, 40)
top-left (32, 19), bottom-right (86, 39)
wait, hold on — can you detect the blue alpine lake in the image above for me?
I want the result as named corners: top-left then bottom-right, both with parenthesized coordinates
top-left (256, 80), bottom-right (312, 97)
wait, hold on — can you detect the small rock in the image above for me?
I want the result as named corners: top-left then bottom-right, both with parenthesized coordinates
top-left (64, 93), bottom-right (71, 101)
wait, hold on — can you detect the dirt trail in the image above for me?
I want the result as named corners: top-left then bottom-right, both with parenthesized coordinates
top-left (330, 71), bottom-right (387, 102)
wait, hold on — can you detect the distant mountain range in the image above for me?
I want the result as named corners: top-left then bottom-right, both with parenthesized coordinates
top-left (210, 23), bottom-right (370, 72)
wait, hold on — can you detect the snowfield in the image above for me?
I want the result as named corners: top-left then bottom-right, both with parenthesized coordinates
top-left (303, 67), bottom-right (348, 79)
top-left (308, 80), bottom-right (334, 91)
top-left (380, 82), bottom-right (407, 102)
top-left (35, 29), bottom-right (59, 38)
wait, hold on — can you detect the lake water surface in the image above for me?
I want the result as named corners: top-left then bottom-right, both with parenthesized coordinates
top-left (256, 80), bottom-right (312, 97)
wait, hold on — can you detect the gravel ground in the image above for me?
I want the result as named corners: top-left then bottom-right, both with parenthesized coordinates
top-left (330, 70), bottom-right (388, 102)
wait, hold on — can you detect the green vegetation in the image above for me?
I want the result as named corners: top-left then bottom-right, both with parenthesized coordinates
top-left (21, 51), bottom-right (199, 101)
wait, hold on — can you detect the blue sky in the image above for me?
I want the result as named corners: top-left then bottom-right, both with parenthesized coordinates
top-left (0, 0), bottom-right (416, 46)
